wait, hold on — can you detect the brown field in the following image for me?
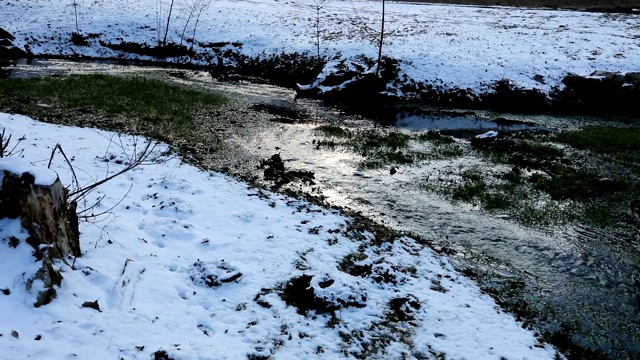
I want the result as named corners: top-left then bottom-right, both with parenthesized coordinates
top-left (409, 0), bottom-right (640, 11)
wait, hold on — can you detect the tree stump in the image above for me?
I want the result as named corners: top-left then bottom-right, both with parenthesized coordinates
top-left (0, 157), bottom-right (80, 307)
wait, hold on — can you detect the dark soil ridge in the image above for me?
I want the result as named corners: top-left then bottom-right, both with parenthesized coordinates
top-left (2, 24), bottom-right (639, 118)
top-left (405, 0), bottom-right (640, 13)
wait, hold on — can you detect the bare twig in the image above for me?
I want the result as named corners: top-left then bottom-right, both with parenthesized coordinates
top-left (376, 0), bottom-right (385, 76)
top-left (76, 183), bottom-right (133, 220)
top-left (309, 0), bottom-right (331, 59)
top-left (0, 128), bottom-right (25, 158)
top-left (180, 0), bottom-right (198, 48)
top-left (71, 0), bottom-right (80, 33)
top-left (69, 140), bottom-right (157, 203)
top-left (75, 194), bottom-right (107, 216)
top-left (89, 218), bottom-right (117, 249)
top-left (163, 0), bottom-right (175, 45)
top-left (48, 143), bottom-right (80, 191)
top-left (190, 0), bottom-right (213, 53)
top-left (0, 128), bottom-right (11, 158)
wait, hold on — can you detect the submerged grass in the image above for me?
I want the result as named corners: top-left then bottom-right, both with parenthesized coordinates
top-left (314, 124), bottom-right (350, 138)
top-left (432, 128), bottom-right (640, 230)
top-left (429, 165), bottom-right (579, 227)
top-left (313, 125), bottom-right (463, 169)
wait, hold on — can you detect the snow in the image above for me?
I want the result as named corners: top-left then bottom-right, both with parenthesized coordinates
top-left (1, 0), bottom-right (639, 94)
top-left (0, 156), bottom-right (59, 187)
top-left (475, 130), bottom-right (499, 139)
top-left (0, 112), bottom-right (559, 359)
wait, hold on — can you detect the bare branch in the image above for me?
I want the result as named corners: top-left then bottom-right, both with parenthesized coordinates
top-left (77, 183), bottom-right (133, 220)
top-left (190, 0), bottom-right (214, 53)
top-left (0, 128), bottom-right (25, 158)
top-left (48, 143), bottom-right (80, 191)
top-left (69, 140), bottom-right (158, 203)
top-left (163, 0), bottom-right (175, 45)
top-left (75, 194), bottom-right (107, 216)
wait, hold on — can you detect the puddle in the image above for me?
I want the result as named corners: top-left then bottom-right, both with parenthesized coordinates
top-left (391, 110), bottom-right (558, 139)
top-left (393, 109), bottom-right (556, 133)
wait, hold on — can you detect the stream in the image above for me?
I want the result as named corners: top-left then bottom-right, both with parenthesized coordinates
top-left (4, 59), bottom-right (640, 359)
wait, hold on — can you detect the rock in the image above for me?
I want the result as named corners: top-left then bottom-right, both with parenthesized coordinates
top-left (27, 255), bottom-right (63, 306)
top-left (280, 273), bottom-right (367, 315)
top-left (81, 299), bottom-right (101, 312)
top-left (388, 295), bottom-right (421, 321)
top-left (259, 154), bottom-right (316, 187)
top-left (481, 79), bottom-right (551, 113)
top-left (475, 130), bottom-right (499, 139)
top-left (624, 72), bottom-right (640, 87)
top-left (0, 28), bottom-right (15, 41)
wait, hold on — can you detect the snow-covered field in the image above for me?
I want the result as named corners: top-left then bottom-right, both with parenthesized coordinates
top-left (1, 0), bottom-right (639, 93)
top-left (0, 112), bottom-right (561, 359)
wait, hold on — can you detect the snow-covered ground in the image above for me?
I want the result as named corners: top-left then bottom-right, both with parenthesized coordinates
top-left (1, 0), bottom-right (639, 93)
top-left (0, 112), bottom-right (560, 359)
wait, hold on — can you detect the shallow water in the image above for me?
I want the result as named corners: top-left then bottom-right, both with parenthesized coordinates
top-left (5, 59), bottom-right (640, 359)
top-left (244, 116), bottom-right (640, 359)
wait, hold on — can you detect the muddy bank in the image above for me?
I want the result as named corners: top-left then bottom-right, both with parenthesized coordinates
top-left (296, 62), bottom-right (640, 118)
top-left (406, 0), bottom-right (640, 13)
top-left (2, 21), bottom-right (639, 118)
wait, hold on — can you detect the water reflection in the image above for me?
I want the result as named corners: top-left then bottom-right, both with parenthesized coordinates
top-left (390, 108), bottom-right (557, 136)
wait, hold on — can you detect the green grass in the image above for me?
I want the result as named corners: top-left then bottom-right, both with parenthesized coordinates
top-left (554, 126), bottom-right (640, 164)
top-left (450, 170), bottom-right (515, 211)
top-left (432, 125), bottom-right (640, 229)
top-left (473, 137), bottom-right (564, 168)
top-left (0, 74), bottom-right (226, 128)
top-left (352, 130), bottom-right (411, 153)
top-left (360, 150), bottom-right (415, 169)
top-left (527, 165), bottom-right (629, 201)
